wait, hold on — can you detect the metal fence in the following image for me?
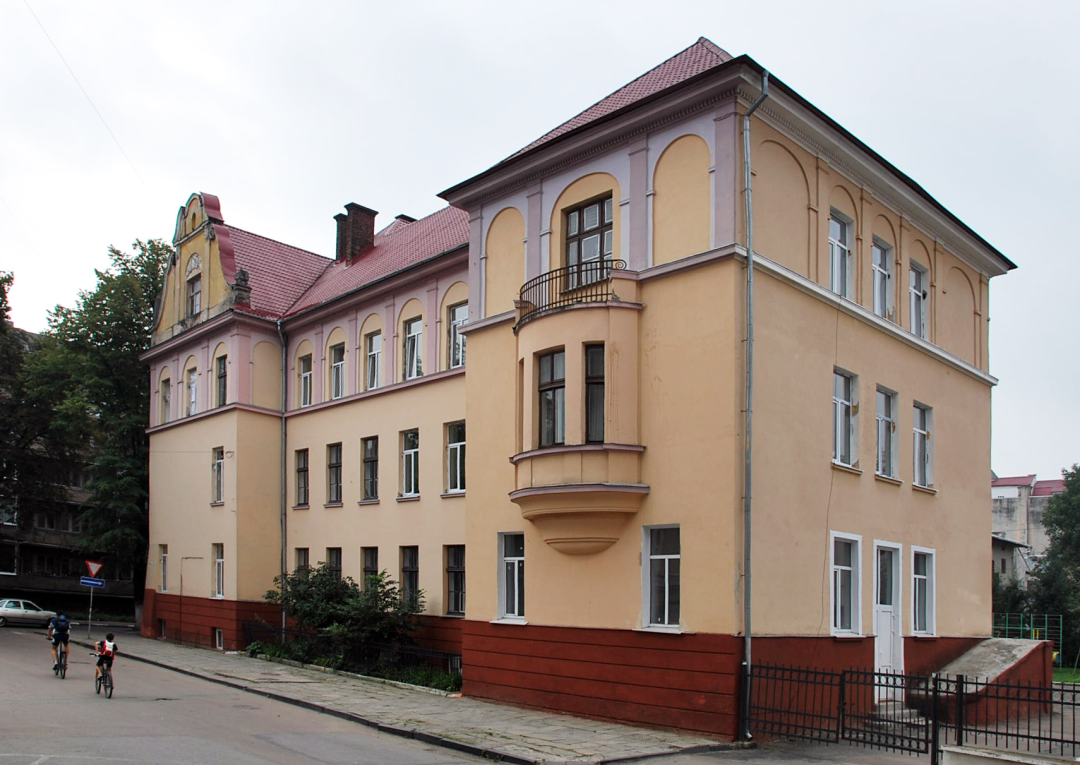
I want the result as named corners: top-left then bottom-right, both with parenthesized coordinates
top-left (241, 621), bottom-right (462, 677)
top-left (994, 613), bottom-right (1063, 658)
top-left (515, 259), bottom-right (626, 330)
top-left (749, 663), bottom-right (1080, 762)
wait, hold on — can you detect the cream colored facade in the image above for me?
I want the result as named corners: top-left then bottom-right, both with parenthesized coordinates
top-left (143, 42), bottom-right (1012, 732)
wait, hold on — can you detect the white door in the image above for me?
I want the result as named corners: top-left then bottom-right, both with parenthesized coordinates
top-left (874, 546), bottom-right (903, 698)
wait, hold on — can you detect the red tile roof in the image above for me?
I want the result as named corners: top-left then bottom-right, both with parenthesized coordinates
top-left (507, 37), bottom-right (733, 161)
top-left (1033, 479), bottom-right (1066, 497)
top-left (992, 475), bottom-right (1037, 488)
top-left (217, 225), bottom-right (332, 320)
top-left (285, 205), bottom-right (469, 317)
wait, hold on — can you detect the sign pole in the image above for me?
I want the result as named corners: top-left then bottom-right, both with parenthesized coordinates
top-left (87, 585), bottom-right (93, 639)
top-left (84, 561), bottom-right (103, 639)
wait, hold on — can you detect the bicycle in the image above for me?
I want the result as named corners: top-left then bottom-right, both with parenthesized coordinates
top-left (92, 654), bottom-right (114, 698)
top-left (49, 636), bottom-right (68, 679)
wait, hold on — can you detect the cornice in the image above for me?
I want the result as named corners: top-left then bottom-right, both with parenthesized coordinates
top-left (146, 402), bottom-right (280, 435)
top-left (143, 310), bottom-right (273, 361)
top-left (284, 367), bottom-right (465, 418)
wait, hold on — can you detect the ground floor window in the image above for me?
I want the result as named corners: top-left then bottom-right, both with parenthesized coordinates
top-left (498, 533), bottom-right (525, 619)
top-left (913, 547), bottom-right (936, 635)
top-left (645, 526), bottom-right (680, 627)
top-left (831, 533), bottom-right (861, 634)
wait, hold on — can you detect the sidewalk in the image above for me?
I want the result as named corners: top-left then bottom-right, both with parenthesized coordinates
top-left (65, 627), bottom-right (736, 764)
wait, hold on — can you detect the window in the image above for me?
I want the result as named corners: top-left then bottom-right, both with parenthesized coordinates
top-left (214, 628), bottom-right (224, 651)
top-left (833, 370), bottom-right (857, 467)
top-left (187, 274), bottom-right (202, 317)
top-left (365, 332), bottom-right (382, 390)
top-left (361, 437), bottom-right (378, 500)
top-left (211, 447), bottom-right (225, 503)
top-left (913, 404), bottom-right (933, 488)
top-left (499, 533), bottom-right (525, 619)
top-left (326, 547), bottom-right (342, 580)
top-left (330, 343), bottom-right (345, 399)
top-left (161, 379), bottom-right (171, 424)
top-left (35, 512), bottom-right (55, 530)
top-left (0, 504), bottom-right (16, 526)
top-left (186, 368), bottom-right (197, 417)
top-left (401, 430), bottom-right (419, 497)
top-left (299, 354), bottom-right (313, 407)
top-left (362, 547), bottom-right (378, 588)
top-left (909, 264), bottom-right (928, 339)
top-left (872, 240), bottom-right (893, 319)
top-left (585, 345), bottom-right (605, 443)
top-left (448, 303), bottom-right (467, 369)
top-left (404, 318), bottom-right (423, 380)
top-left (212, 543), bottom-right (224, 598)
top-left (566, 197), bottom-right (613, 288)
top-left (401, 546), bottom-right (419, 608)
top-left (831, 535), bottom-right (860, 634)
top-left (295, 449), bottom-right (309, 506)
top-left (446, 422), bottom-right (466, 494)
top-left (0, 544), bottom-right (15, 575)
top-left (295, 547), bottom-right (309, 573)
top-left (538, 350), bottom-right (565, 447)
top-left (645, 526), bottom-right (681, 627)
top-left (159, 544), bottom-right (168, 592)
top-left (215, 355), bottom-right (228, 407)
top-left (446, 545), bottom-right (465, 615)
top-left (876, 388), bottom-right (897, 478)
top-left (828, 213), bottom-right (853, 298)
top-left (327, 443), bottom-right (343, 504)
top-left (913, 549), bottom-right (935, 634)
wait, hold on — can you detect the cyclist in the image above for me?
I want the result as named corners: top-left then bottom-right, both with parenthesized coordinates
top-left (47, 613), bottom-right (71, 670)
top-left (94, 633), bottom-right (118, 682)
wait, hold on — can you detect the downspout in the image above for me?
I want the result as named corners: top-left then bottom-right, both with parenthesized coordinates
top-left (740, 70), bottom-right (769, 742)
top-left (277, 319), bottom-right (288, 632)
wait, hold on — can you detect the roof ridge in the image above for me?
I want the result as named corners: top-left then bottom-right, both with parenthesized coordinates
top-left (225, 224), bottom-right (333, 262)
top-left (695, 36), bottom-right (730, 58)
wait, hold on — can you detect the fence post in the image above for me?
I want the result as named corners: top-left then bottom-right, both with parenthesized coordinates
top-left (955, 674), bottom-right (965, 748)
top-left (931, 674), bottom-right (940, 764)
top-left (838, 671), bottom-right (846, 742)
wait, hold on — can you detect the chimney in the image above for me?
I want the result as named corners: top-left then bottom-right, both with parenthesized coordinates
top-left (334, 203), bottom-right (378, 262)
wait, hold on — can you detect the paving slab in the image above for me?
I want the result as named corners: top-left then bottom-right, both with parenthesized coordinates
top-left (61, 628), bottom-right (737, 764)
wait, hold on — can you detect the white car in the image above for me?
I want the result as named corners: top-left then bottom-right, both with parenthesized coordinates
top-left (0, 599), bottom-right (57, 627)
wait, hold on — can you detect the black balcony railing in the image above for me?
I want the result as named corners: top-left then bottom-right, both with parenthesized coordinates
top-left (516, 259), bottom-right (626, 330)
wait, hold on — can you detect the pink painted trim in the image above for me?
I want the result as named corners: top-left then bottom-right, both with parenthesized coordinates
top-left (285, 367), bottom-right (463, 417)
top-left (146, 402), bottom-right (280, 434)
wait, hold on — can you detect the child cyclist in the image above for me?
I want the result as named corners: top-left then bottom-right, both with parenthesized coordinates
top-left (94, 633), bottom-right (118, 681)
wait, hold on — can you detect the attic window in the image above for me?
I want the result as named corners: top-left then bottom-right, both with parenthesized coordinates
top-left (191, 212), bottom-right (198, 228)
top-left (185, 255), bottom-right (203, 318)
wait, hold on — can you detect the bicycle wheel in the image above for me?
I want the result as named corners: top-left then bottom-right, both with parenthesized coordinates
top-left (104, 670), bottom-right (113, 698)
top-left (95, 674), bottom-right (102, 694)
top-left (59, 655), bottom-right (66, 679)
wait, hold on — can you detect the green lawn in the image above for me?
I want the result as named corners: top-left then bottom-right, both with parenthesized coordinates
top-left (1053, 667), bottom-right (1080, 683)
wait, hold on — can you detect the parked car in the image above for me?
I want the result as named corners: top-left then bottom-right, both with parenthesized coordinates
top-left (0, 599), bottom-right (57, 627)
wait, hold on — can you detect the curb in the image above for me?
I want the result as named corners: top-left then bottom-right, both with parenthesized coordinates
top-left (60, 634), bottom-right (739, 764)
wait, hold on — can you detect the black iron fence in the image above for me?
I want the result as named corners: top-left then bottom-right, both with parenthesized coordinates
top-left (241, 621), bottom-right (462, 680)
top-left (516, 259), bottom-right (626, 330)
top-left (749, 663), bottom-right (1080, 761)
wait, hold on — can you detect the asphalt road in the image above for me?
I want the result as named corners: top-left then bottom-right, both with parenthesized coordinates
top-left (0, 627), bottom-right (483, 765)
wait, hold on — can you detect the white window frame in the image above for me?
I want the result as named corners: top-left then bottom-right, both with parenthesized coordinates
top-left (498, 532), bottom-right (525, 620)
top-left (299, 354), bottom-right (313, 407)
top-left (404, 318), bottom-right (423, 380)
top-left (871, 239), bottom-right (893, 320)
top-left (211, 447), bottom-right (224, 504)
top-left (446, 421), bottom-right (466, 494)
top-left (643, 525), bottom-right (681, 630)
top-left (832, 369), bottom-right (858, 468)
top-left (909, 263), bottom-right (928, 339)
top-left (911, 546), bottom-right (936, 635)
top-left (186, 368), bottom-right (197, 417)
top-left (215, 355), bottom-right (228, 407)
top-left (828, 211), bottom-right (853, 299)
top-left (875, 387), bottom-right (897, 479)
top-left (159, 544), bottom-right (168, 592)
top-left (161, 380), bottom-right (171, 424)
top-left (401, 430), bottom-right (419, 497)
top-left (213, 627), bottom-right (224, 650)
top-left (830, 531), bottom-right (862, 636)
top-left (913, 403), bottom-right (933, 488)
top-left (330, 343), bottom-right (345, 400)
top-left (365, 332), bottom-right (382, 390)
top-left (212, 543), bottom-right (225, 599)
top-left (448, 303), bottom-right (467, 369)
top-left (187, 274), bottom-right (202, 317)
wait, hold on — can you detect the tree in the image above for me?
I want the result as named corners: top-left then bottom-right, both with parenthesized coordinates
top-left (24, 240), bottom-right (172, 619)
top-left (1028, 465), bottom-right (1080, 664)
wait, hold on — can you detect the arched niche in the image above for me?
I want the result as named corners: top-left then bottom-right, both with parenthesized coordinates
top-left (397, 298), bottom-right (426, 382)
top-left (485, 207), bottom-right (525, 317)
top-left (652, 135), bottom-right (711, 266)
top-left (252, 341), bottom-right (282, 409)
top-left (440, 281), bottom-right (469, 370)
top-left (754, 139), bottom-right (811, 276)
top-left (293, 339), bottom-right (315, 408)
top-left (938, 266), bottom-right (977, 365)
top-left (358, 312), bottom-right (385, 390)
top-left (324, 326), bottom-right (347, 399)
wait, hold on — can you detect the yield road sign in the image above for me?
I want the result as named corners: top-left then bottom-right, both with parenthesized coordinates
top-left (80, 576), bottom-right (105, 588)
top-left (86, 561), bottom-right (103, 577)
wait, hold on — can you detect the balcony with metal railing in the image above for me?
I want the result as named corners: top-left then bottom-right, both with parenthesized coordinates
top-left (514, 259), bottom-right (628, 331)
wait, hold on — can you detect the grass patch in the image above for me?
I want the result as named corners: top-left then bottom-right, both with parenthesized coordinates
top-left (1054, 667), bottom-right (1080, 683)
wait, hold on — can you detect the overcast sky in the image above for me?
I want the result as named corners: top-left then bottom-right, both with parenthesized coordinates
top-left (1, 0), bottom-right (1076, 480)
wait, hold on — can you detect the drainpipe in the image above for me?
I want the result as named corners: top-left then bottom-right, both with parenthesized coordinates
top-left (277, 320), bottom-right (288, 633)
top-left (740, 69), bottom-right (769, 742)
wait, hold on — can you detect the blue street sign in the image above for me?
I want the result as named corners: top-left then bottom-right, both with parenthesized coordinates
top-left (80, 576), bottom-right (105, 588)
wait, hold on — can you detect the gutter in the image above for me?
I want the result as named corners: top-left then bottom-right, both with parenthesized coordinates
top-left (740, 70), bottom-right (769, 742)
top-left (276, 319), bottom-right (288, 632)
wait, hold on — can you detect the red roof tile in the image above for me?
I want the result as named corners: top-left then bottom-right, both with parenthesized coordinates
top-left (1033, 479), bottom-right (1066, 497)
top-left (219, 226), bottom-right (332, 320)
top-left (992, 475), bottom-right (1037, 488)
top-left (507, 37), bottom-right (732, 161)
top-left (285, 205), bottom-right (469, 317)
